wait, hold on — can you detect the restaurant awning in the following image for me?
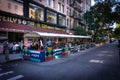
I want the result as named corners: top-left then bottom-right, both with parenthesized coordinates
top-left (24, 31), bottom-right (91, 38)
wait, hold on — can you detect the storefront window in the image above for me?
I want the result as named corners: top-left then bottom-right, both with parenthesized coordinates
top-left (58, 15), bottom-right (66, 26)
top-left (46, 10), bottom-right (57, 24)
top-left (29, 3), bottom-right (44, 21)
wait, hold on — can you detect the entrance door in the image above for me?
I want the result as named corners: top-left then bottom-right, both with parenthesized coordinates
top-left (8, 32), bottom-right (24, 42)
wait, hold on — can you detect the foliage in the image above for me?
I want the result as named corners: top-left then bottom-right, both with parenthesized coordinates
top-left (74, 26), bottom-right (87, 36)
top-left (114, 24), bottom-right (120, 38)
top-left (91, 0), bottom-right (120, 25)
top-left (84, 0), bottom-right (120, 42)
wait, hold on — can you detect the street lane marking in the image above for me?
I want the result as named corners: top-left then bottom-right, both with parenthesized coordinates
top-left (89, 59), bottom-right (104, 64)
top-left (7, 75), bottom-right (24, 80)
top-left (0, 71), bottom-right (14, 77)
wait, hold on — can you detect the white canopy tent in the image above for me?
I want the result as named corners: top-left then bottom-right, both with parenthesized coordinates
top-left (24, 31), bottom-right (91, 38)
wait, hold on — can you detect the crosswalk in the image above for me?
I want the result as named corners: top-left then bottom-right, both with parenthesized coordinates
top-left (0, 64), bottom-right (24, 80)
top-left (0, 71), bottom-right (14, 77)
top-left (7, 75), bottom-right (24, 80)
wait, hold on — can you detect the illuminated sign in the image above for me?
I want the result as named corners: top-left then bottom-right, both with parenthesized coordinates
top-left (42, 24), bottom-right (47, 28)
top-left (0, 15), bottom-right (35, 26)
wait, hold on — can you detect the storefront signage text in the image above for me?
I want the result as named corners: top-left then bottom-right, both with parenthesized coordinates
top-left (0, 15), bottom-right (36, 26)
top-left (0, 15), bottom-right (65, 31)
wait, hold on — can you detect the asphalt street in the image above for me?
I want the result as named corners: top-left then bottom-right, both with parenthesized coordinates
top-left (0, 42), bottom-right (120, 80)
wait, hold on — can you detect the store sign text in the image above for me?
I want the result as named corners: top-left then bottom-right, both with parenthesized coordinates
top-left (0, 15), bottom-right (36, 26)
top-left (31, 53), bottom-right (40, 58)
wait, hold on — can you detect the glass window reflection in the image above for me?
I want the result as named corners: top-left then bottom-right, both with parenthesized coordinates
top-left (59, 15), bottom-right (66, 26)
top-left (29, 3), bottom-right (44, 21)
top-left (47, 10), bottom-right (57, 24)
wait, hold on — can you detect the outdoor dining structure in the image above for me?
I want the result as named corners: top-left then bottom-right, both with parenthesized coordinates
top-left (23, 31), bottom-right (94, 62)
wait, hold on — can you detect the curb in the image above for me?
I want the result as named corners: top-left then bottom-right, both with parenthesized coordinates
top-left (0, 58), bottom-right (23, 64)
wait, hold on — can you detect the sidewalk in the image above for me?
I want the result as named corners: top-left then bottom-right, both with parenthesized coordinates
top-left (0, 42), bottom-right (114, 64)
top-left (0, 53), bottom-right (22, 63)
top-left (0, 46), bottom-right (97, 64)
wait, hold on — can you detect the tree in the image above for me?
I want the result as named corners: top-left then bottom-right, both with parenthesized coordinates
top-left (84, 0), bottom-right (120, 43)
top-left (93, 0), bottom-right (120, 24)
top-left (74, 26), bottom-right (87, 36)
top-left (114, 24), bottom-right (120, 38)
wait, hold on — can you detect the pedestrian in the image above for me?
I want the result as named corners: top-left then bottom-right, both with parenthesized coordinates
top-left (47, 39), bottom-right (51, 47)
top-left (19, 41), bottom-right (24, 53)
top-left (3, 39), bottom-right (9, 61)
top-left (9, 42), bottom-right (13, 53)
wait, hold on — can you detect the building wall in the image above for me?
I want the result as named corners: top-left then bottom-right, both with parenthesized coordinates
top-left (32, 0), bottom-right (85, 31)
top-left (0, 0), bottom-right (91, 34)
top-left (0, 0), bottom-right (23, 16)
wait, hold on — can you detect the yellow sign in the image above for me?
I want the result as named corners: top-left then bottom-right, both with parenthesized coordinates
top-left (48, 47), bottom-right (52, 52)
top-left (36, 23), bottom-right (41, 27)
top-left (42, 24), bottom-right (47, 28)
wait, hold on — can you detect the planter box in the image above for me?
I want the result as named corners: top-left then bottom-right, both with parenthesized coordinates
top-left (80, 48), bottom-right (85, 50)
top-left (74, 49), bottom-right (78, 53)
top-left (45, 56), bottom-right (54, 62)
top-left (29, 51), bottom-right (45, 62)
top-left (23, 55), bottom-right (30, 60)
top-left (62, 52), bottom-right (68, 57)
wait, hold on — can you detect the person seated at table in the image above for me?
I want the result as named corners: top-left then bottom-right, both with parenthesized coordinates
top-left (53, 42), bottom-right (58, 49)
top-left (32, 41), bottom-right (39, 50)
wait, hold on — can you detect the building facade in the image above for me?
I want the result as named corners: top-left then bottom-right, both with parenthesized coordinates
top-left (0, 0), bottom-right (91, 42)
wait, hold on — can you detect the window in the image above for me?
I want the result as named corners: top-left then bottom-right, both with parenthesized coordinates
top-left (70, 9), bottom-right (73, 16)
top-left (58, 3), bottom-right (61, 11)
top-left (51, 0), bottom-right (55, 8)
top-left (46, 0), bottom-right (50, 6)
top-left (39, 0), bottom-right (41, 2)
top-left (67, 0), bottom-right (69, 4)
top-left (70, 9), bottom-right (71, 16)
top-left (67, 8), bottom-right (70, 15)
top-left (70, 19), bottom-right (71, 28)
top-left (47, 10), bottom-right (57, 24)
top-left (67, 8), bottom-right (68, 15)
top-left (0, 0), bottom-right (2, 7)
top-left (61, 5), bottom-right (64, 13)
top-left (14, 5), bottom-right (18, 11)
top-left (29, 3), bottom-right (44, 21)
top-left (59, 15), bottom-right (66, 26)
top-left (70, 19), bottom-right (73, 29)
top-left (8, 3), bottom-right (11, 9)
top-left (0, 0), bottom-right (1, 4)
top-left (67, 19), bottom-right (69, 26)
top-left (62, 0), bottom-right (64, 3)
top-left (16, 0), bottom-right (23, 3)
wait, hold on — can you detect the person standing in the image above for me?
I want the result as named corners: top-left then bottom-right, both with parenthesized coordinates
top-left (3, 40), bottom-right (9, 61)
top-left (47, 39), bottom-right (51, 47)
top-left (19, 41), bottom-right (23, 53)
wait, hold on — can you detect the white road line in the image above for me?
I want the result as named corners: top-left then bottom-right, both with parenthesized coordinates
top-left (0, 71), bottom-right (14, 77)
top-left (0, 68), bottom-right (2, 71)
top-left (7, 75), bottom-right (24, 80)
